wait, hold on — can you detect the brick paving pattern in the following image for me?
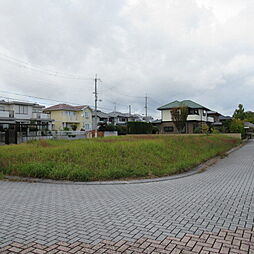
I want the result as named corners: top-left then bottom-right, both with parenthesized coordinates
top-left (0, 140), bottom-right (254, 253)
top-left (0, 227), bottom-right (253, 253)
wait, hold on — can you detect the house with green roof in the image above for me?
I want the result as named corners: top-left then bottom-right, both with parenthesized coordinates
top-left (157, 100), bottom-right (214, 134)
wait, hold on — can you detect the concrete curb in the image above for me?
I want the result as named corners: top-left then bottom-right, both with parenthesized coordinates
top-left (4, 140), bottom-right (247, 186)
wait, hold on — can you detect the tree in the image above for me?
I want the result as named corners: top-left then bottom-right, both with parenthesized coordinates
top-left (233, 104), bottom-right (245, 120)
top-left (201, 123), bottom-right (209, 134)
top-left (229, 119), bottom-right (245, 138)
top-left (244, 111), bottom-right (254, 124)
top-left (170, 106), bottom-right (188, 133)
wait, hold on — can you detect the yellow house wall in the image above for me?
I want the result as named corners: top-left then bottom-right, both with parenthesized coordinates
top-left (76, 108), bottom-right (93, 130)
top-left (50, 111), bottom-right (65, 130)
top-left (50, 108), bottom-right (93, 131)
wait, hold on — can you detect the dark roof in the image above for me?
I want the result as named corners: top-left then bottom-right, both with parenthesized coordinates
top-left (108, 111), bottom-right (129, 118)
top-left (92, 110), bottom-right (109, 118)
top-left (0, 100), bottom-right (44, 107)
top-left (44, 104), bottom-right (89, 112)
top-left (108, 112), bottom-right (144, 119)
top-left (157, 100), bottom-right (209, 110)
top-left (244, 122), bottom-right (254, 128)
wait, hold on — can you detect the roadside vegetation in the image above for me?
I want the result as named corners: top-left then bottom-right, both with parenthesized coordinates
top-left (0, 135), bottom-right (240, 182)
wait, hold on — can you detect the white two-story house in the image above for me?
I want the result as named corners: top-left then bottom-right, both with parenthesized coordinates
top-left (0, 100), bottom-right (52, 131)
top-left (157, 100), bottom-right (214, 133)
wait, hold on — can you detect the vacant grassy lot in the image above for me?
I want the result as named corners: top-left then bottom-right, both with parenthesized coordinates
top-left (0, 135), bottom-right (240, 181)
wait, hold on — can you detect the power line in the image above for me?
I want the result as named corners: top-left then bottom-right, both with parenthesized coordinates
top-left (0, 95), bottom-right (37, 104)
top-left (0, 52), bottom-right (93, 81)
top-left (0, 90), bottom-right (84, 106)
top-left (101, 84), bottom-right (144, 99)
top-left (0, 52), bottom-right (160, 106)
top-left (148, 97), bottom-right (161, 106)
top-left (0, 91), bottom-right (113, 112)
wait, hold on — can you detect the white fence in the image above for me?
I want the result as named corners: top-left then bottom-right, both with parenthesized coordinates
top-left (17, 130), bottom-right (88, 144)
top-left (8, 130), bottom-right (119, 144)
top-left (104, 131), bottom-right (118, 137)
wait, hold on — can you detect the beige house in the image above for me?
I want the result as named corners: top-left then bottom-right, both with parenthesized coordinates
top-left (44, 104), bottom-right (93, 131)
top-left (157, 100), bottom-right (214, 134)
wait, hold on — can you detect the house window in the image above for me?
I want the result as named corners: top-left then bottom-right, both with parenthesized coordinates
top-left (189, 109), bottom-right (199, 115)
top-left (17, 105), bottom-right (28, 114)
top-left (65, 111), bottom-right (75, 117)
top-left (164, 126), bottom-right (174, 132)
top-left (119, 117), bottom-right (126, 122)
top-left (84, 124), bottom-right (90, 130)
top-left (0, 106), bottom-right (4, 111)
top-left (84, 112), bottom-right (89, 118)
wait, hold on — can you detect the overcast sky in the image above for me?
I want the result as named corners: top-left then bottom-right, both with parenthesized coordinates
top-left (0, 0), bottom-right (253, 118)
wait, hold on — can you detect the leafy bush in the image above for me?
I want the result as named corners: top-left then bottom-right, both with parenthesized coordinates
top-left (71, 124), bottom-right (77, 131)
top-left (127, 122), bottom-right (153, 134)
top-left (211, 128), bottom-right (220, 134)
top-left (201, 123), bottom-right (209, 134)
top-left (194, 126), bottom-right (201, 133)
top-left (152, 126), bottom-right (159, 134)
top-left (98, 123), bottom-right (127, 135)
top-left (115, 125), bottom-right (128, 135)
top-left (98, 123), bottom-right (115, 132)
top-left (229, 119), bottom-right (246, 138)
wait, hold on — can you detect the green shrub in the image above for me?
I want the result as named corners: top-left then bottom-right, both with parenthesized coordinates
top-left (201, 123), bottom-right (209, 134)
top-left (194, 126), bottom-right (201, 133)
top-left (71, 124), bottom-right (77, 131)
top-left (229, 119), bottom-right (246, 138)
top-left (115, 125), bottom-right (128, 135)
top-left (211, 128), bottom-right (220, 134)
top-left (127, 122), bottom-right (153, 134)
top-left (152, 126), bottom-right (159, 134)
top-left (98, 123), bottom-right (115, 132)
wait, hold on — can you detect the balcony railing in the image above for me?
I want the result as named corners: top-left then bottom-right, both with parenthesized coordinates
top-left (32, 112), bottom-right (51, 119)
top-left (187, 115), bottom-right (214, 122)
top-left (0, 110), bottom-right (14, 118)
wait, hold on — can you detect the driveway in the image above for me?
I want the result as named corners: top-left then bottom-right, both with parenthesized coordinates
top-left (0, 141), bottom-right (253, 253)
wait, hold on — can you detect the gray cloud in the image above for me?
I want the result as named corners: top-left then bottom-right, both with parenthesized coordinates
top-left (0, 0), bottom-right (254, 118)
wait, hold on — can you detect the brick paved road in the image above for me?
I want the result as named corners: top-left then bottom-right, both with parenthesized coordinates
top-left (0, 141), bottom-right (254, 253)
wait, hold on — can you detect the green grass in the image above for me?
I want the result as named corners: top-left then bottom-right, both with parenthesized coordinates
top-left (0, 135), bottom-right (240, 181)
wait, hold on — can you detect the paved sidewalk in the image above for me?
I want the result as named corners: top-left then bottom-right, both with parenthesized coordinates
top-left (0, 141), bottom-right (254, 253)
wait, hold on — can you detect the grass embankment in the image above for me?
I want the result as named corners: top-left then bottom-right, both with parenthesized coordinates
top-left (0, 135), bottom-right (240, 181)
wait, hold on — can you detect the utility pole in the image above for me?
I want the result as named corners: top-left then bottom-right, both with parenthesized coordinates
top-left (145, 95), bottom-right (148, 121)
top-left (93, 74), bottom-right (101, 137)
top-left (129, 105), bottom-right (131, 116)
top-left (113, 102), bottom-right (117, 112)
